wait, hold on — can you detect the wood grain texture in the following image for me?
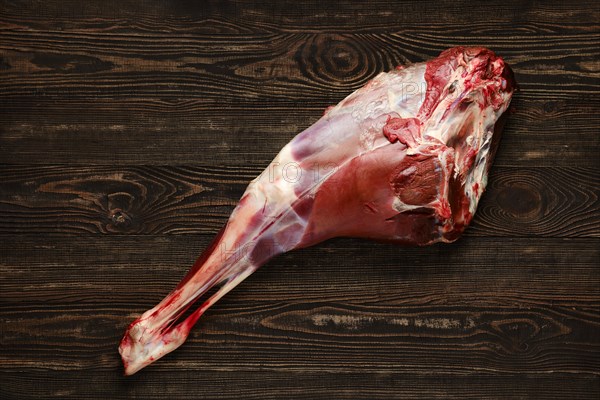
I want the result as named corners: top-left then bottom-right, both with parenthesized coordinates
top-left (2, 371), bottom-right (597, 400)
top-left (1, 165), bottom-right (599, 237)
top-left (1, 0), bottom-right (599, 399)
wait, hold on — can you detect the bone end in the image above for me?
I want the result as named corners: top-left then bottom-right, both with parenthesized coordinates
top-left (119, 319), bottom-right (187, 376)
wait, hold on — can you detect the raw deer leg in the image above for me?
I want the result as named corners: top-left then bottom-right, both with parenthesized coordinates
top-left (119, 46), bottom-right (516, 375)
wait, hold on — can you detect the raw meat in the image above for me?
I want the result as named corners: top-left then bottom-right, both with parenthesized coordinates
top-left (119, 46), bottom-right (516, 375)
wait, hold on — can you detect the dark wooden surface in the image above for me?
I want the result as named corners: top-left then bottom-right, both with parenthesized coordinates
top-left (1, 1), bottom-right (599, 398)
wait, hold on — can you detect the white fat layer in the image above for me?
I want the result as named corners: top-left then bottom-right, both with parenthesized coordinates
top-left (386, 64), bottom-right (427, 118)
top-left (251, 144), bottom-right (298, 206)
top-left (392, 197), bottom-right (423, 213)
top-left (464, 100), bottom-right (510, 214)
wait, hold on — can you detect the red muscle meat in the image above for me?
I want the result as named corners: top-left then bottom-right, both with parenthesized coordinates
top-left (119, 47), bottom-right (516, 375)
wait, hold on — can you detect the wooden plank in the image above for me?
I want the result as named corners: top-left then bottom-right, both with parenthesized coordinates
top-left (1, 0), bottom-right (598, 32)
top-left (1, 29), bottom-right (598, 166)
top-left (1, 370), bottom-right (598, 400)
top-left (1, 236), bottom-right (598, 380)
top-left (2, 235), bottom-right (598, 302)
top-left (0, 94), bottom-right (597, 167)
top-left (1, 31), bottom-right (596, 93)
top-left (1, 165), bottom-right (598, 237)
